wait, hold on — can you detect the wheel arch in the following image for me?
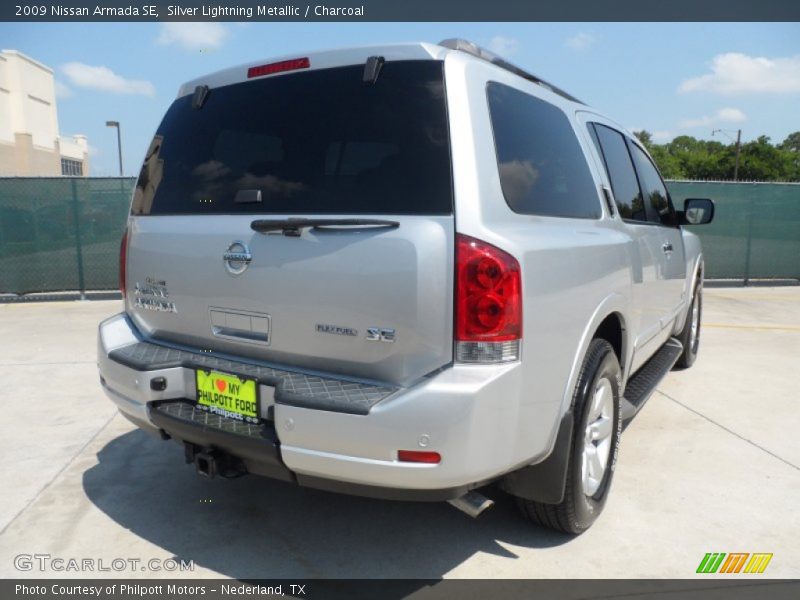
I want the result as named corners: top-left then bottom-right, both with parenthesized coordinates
top-left (500, 297), bottom-right (630, 505)
top-left (594, 312), bottom-right (625, 368)
top-left (674, 252), bottom-right (705, 336)
top-left (692, 254), bottom-right (704, 292)
top-left (558, 294), bottom-right (630, 418)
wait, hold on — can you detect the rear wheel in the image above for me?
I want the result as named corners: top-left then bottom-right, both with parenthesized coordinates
top-left (676, 278), bottom-right (702, 369)
top-left (517, 339), bottom-right (622, 534)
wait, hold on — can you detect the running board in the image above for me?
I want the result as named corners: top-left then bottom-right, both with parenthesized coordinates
top-left (620, 338), bottom-right (683, 421)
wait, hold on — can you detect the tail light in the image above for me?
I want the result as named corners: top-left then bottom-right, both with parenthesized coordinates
top-left (455, 234), bottom-right (521, 363)
top-left (119, 227), bottom-right (128, 297)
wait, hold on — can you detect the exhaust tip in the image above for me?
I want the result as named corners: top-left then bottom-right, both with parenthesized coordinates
top-left (448, 491), bottom-right (495, 519)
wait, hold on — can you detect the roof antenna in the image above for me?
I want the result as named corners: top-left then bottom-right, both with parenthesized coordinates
top-left (192, 85), bottom-right (209, 110)
top-left (363, 56), bottom-right (385, 84)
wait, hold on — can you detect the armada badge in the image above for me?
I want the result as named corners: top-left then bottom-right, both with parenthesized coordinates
top-left (134, 278), bottom-right (177, 313)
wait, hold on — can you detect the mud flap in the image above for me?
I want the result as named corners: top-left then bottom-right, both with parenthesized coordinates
top-left (499, 410), bottom-right (573, 504)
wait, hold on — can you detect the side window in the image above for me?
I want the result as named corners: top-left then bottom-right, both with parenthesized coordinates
top-left (487, 82), bottom-right (600, 219)
top-left (628, 143), bottom-right (675, 226)
top-left (590, 123), bottom-right (646, 222)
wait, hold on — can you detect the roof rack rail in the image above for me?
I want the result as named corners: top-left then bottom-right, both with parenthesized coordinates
top-left (438, 38), bottom-right (584, 105)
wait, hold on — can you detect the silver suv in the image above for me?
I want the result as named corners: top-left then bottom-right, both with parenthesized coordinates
top-left (97, 39), bottom-right (714, 533)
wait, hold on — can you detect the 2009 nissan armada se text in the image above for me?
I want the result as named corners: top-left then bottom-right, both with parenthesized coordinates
top-left (98, 40), bottom-right (714, 533)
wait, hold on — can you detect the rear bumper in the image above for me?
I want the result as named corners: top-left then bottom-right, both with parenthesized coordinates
top-left (148, 401), bottom-right (293, 482)
top-left (98, 313), bottom-right (531, 498)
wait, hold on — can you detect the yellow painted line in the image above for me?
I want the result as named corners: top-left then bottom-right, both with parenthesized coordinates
top-left (709, 294), bottom-right (800, 302)
top-left (704, 323), bottom-right (800, 332)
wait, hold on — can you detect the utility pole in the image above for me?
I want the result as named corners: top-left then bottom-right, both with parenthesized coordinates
top-left (733, 129), bottom-right (741, 182)
top-left (106, 120), bottom-right (124, 176)
top-left (712, 128), bottom-right (743, 181)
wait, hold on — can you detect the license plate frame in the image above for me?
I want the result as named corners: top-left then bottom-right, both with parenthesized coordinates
top-left (194, 369), bottom-right (260, 424)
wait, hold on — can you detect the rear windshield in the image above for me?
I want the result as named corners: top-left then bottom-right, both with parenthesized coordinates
top-left (132, 61), bottom-right (452, 216)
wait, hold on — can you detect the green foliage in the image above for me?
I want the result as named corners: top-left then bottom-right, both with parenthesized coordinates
top-left (632, 130), bottom-right (800, 181)
top-left (633, 130), bottom-right (652, 146)
top-left (778, 131), bottom-right (800, 153)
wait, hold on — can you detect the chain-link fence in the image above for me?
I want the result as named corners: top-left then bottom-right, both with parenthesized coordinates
top-left (0, 177), bottom-right (134, 296)
top-left (0, 177), bottom-right (798, 297)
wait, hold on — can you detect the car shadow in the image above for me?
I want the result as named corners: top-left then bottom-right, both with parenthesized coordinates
top-left (82, 429), bottom-right (574, 583)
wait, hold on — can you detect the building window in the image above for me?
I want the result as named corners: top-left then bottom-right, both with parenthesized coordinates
top-left (61, 158), bottom-right (83, 176)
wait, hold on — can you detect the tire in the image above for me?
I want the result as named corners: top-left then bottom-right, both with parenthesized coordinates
top-left (675, 278), bottom-right (702, 369)
top-left (517, 338), bottom-right (622, 534)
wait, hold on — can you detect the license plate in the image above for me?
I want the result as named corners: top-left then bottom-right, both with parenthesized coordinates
top-left (195, 369), bottom-right (259, 423)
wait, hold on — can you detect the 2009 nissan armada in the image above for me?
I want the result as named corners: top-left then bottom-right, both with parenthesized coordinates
top-left (98, 40), bottom-right (714, 533)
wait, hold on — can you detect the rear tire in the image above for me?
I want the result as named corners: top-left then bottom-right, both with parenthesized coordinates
top-left (675, 278), bottom-right (702, 369)
top-left (517, 339), bottom-right (622, 534)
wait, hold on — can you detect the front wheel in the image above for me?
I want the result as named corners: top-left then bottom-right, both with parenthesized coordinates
top-left (517, 339), bottom-right (622, 534)
top-left (676, 279), bottom-right (702, 369)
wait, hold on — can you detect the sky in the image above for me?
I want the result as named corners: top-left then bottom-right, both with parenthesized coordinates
top-left (2, 21), bottom-right (799, 176)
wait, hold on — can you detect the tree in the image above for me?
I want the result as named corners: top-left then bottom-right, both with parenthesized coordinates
top-left (779, 131), bottom-right (800, 153)
top-left (633, 130), bottom-right (653, 148)
top-left (778, 132), bottom-right (800, 180)
top-left (601, 129), bottom-right (797, 181)
top-left (648, 144), bottom-right (684, 179)
top-left (634, 133), bottom-right (799, 181)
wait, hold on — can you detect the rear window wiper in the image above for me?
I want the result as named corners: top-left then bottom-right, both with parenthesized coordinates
top-left (251, 217), bottom-right (400, 237)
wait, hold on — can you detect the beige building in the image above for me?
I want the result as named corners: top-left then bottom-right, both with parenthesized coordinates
top-left (0, 49), bottom-right (89, 176)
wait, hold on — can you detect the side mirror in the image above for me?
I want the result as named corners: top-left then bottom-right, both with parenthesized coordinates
top-left (679, 198), bottom-right (714, 225)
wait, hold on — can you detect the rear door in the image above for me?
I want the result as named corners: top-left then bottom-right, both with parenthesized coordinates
top-left (585, 122), bottom-right (664, 352)
top-left (125, 60), bottom-right (454, 387)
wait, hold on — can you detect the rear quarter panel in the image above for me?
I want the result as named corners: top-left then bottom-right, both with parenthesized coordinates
top-left (445, 54), bottom-right (637, 466)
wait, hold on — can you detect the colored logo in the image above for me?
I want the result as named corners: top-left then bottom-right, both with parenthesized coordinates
top-left (696, 553), bottom-right (773, 574)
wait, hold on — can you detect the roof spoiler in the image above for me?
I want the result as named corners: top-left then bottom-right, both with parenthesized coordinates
top-left (438, 38), bottom-right (584, 105)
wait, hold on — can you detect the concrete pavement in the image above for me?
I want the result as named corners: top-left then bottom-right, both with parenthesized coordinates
top-left (0, 288), bottom-right (797, 579)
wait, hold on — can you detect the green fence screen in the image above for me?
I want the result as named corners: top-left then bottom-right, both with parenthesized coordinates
top-left (669, 181), bottom-right (800, 281)
top-left (0, 177), bottom-right (798, 296)
top-left (0, 177), bottom-right (134, 295)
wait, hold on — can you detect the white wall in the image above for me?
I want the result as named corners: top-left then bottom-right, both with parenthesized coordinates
top-left (4, 50), bottom-right (59, 149)
top-left (0, 54), bottom-right (15, 143)
top-left (59, 135), bottom-right (87, 160)
top-left (0, 49), bottom-right (89, 175)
